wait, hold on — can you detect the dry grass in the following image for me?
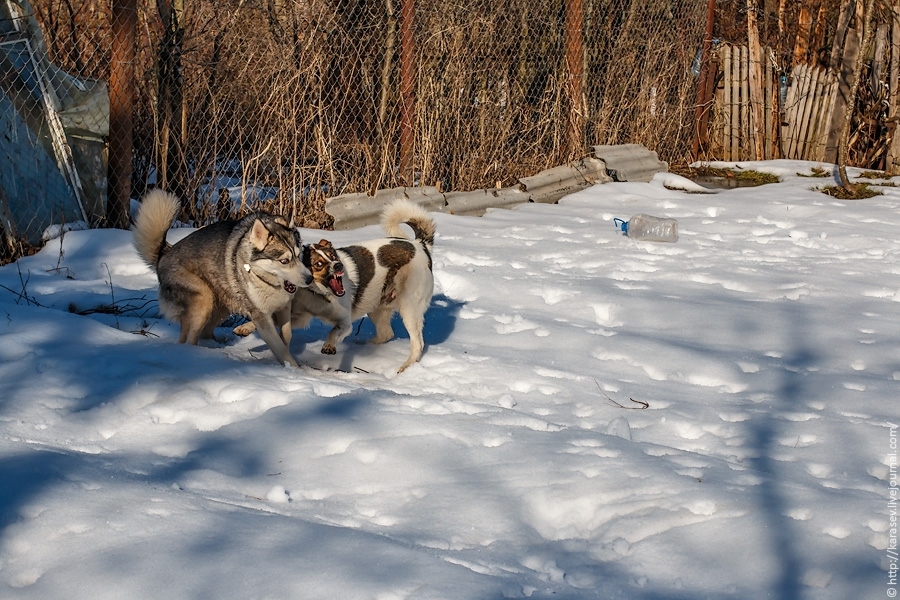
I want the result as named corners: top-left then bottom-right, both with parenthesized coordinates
top-left (0, 236), bottom-right (42, 268)
top-left (819, 183), bottom-right (882, 199)
top-left (857, 170), bottom-right (888, 179)
top-left (10, 0), bottom-right (706, 264)
top-left (797, 167), bottom-right (833, 178)
top-left (673, 165), bottom-right (780, 185)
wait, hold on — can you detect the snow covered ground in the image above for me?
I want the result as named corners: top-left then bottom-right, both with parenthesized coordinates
top-left (0, 160), bottom-right (896, 599)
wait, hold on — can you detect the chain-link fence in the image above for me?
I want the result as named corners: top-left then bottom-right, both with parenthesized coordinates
top-left (2, 0), bottom-right (708, 262)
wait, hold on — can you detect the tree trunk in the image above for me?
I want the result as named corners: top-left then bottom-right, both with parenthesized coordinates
top-left (747, 0), bottom-right (766, 160)
top-left (838, 0), bottom-right (876, 189)
top-left (829, 0), bottom-right (856, 72)
top-left (886, 2), bottom-right (900, 174)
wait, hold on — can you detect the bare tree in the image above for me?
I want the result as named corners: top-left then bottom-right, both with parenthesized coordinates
top-left (837, 0), bottom-right (876, 190)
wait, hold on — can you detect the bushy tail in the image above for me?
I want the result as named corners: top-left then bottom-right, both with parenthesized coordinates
top-left (381, 198), bottom-right (436, 249)
top-left (132, 189), bottom-right (180, 272)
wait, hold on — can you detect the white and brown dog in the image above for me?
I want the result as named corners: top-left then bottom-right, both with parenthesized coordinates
top-left (235, 199), bottom-right (436, 373)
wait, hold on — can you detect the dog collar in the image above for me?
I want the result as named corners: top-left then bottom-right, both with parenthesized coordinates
top-left (243, 261), bottom-right (288, 291)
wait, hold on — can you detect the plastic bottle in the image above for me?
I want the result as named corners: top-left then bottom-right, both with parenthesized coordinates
top-left (613, 214), bottom-right (679, 243)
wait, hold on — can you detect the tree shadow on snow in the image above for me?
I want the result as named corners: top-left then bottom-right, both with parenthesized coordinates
top-left (0, 451), bottom-right (79, 530)
top-left (745, 337), bottom-right (812, 600)
top-left (583, 281), bottom-right (883, 599)
top-left (737, 300), bottom-right (880, 599)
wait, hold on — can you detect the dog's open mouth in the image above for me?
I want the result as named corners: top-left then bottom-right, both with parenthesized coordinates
top-left (328, 271), bottom-right (345, 297)
top-left (284, 280), bottom-right (297, 294)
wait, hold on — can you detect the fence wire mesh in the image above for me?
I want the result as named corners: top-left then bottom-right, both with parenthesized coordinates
top-left (2, 0), bottom-right (707, 261)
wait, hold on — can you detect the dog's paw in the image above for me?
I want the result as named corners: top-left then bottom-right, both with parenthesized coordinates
top-left (233, 322), bottom-right (255, 337)
top-left (321, 344), bottom-right (337, 355)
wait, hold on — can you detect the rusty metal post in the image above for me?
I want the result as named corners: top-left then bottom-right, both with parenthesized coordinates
top-left (398, 0), bottom-right (416, 185)
top-left (565, 0), bottom-right (585, 154)
top-left (108, 0), bottom-right (136, 229)
top-left (691, 0), bottom-right (716, 160)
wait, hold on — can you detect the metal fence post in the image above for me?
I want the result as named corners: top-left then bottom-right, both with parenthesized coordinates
top-left (398, 0), bottom-right (416, 185)
top-left (565, 0), bottom-right (585, 154)
top-left (691, 0), bottom-right (716, 160)
top-left (108, 0), bottom-right (136, 229)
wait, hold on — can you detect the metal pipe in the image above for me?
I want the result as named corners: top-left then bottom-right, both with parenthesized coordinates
top-left (565, 0), bottom-right (585, 153)
top-left (398, 0), bottom-right (416, 186)
top-left (691, 0), bottom-right (717, 160)
top-left (108, 0), bottom-right (136, 229)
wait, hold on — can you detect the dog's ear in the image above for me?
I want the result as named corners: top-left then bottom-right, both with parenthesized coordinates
top-left (317, 239), bottom-right (333, 248)
top-left (249, 219), bottom-right (270, 250)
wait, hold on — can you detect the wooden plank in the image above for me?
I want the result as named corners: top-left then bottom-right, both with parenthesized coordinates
top-left (741, 45), bottom-right (750, 160)
top-left (799, 65), bottom-right (817, 158)
top-left (803, 68), bottom-right (827, 160)
top-left (786, 65), bottom-right (807, 158)
top-left (722, 45), bottom-right (732, 161)
top-left (819, 78), bottom-right (831, 161)
top-left (773, 50), bottom-right (785, 159)
top-left (807, 69), bottom-right (826, 160)
top-left (826, 74), bottom-right (840, 162)
top-left (711, 49), bottom-right (724, 159)
top-left (724, 46), bottom-right (736, 160)
top-left (793, 65), bottom-right (813, 159)
top-left (782, 66), bottom-right (801, 158)
top-left (765, 52), bottom-right (773, 159)
top-left (815, 74), bottom-right (839, 161)
top-left (731, 45), bottom-right (741, 161)
top-left (797, 67), bottom-right (821, 159)
top-left (747, 2), bottom-right (766, 160)
top-left (886, 2), bottom-right (900, 174)
top-left (803, 68), bottom-right (826, 160)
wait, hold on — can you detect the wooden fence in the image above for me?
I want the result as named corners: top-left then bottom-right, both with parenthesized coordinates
top-left (782, 63), bottom-right (839, 162)
top-left (709, 43), bottom-right (842, 163)
top-left (712, 44), bottom-right (778, 161)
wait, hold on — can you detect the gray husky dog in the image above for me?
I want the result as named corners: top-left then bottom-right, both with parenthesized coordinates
top-left (235, 198), bottom-right (435, 373)
top-left (133, 189), bottom-right (311, 367)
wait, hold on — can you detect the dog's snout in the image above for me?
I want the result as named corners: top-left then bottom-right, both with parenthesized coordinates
top-left (335, 261), bottom-right (344, 273)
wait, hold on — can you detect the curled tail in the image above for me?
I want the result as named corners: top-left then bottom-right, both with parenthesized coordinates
top-left (381, 198), bottom-right (436, 250)
top-left (132, 189), bottom-right (180, 272)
